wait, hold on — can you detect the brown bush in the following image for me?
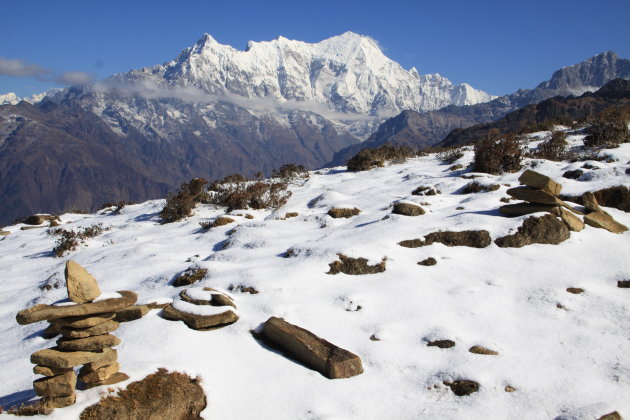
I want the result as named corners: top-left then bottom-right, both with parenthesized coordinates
top-left (51, 223), bottom-right (108, 257)
top-left (399, 230), bottom-right (491, 248)
top-left (271, 164), bottom-right (309, 181)
top-left (535, 131), bottom-right (568, 161)
top-left (80, 368), bottom-right (206, 420)
top-left (328, 208), bottom-right (361, 218)
top-left (160, 178), bottom-right (209, 223)
top-left (460, 182), bottom-right (500, 194)
top-left (347, 144), bottom-right (415, 172)
top-left (327, 254), bottom-right (387, 275)
top-left (173, 266), bottom-right (208, 287)
top-left (473, 130), bottom-right (523, 174)
top-left (7, 399), bottom-right (54, 416)
top-left (584, 106), bottom-right (630, 148)
top-left (208, 175), bottom-right (291, 212)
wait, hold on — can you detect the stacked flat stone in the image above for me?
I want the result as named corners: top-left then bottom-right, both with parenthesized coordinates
top-left (499, 170), bottom-right (627, 233)
top-left (16, 261), bottom-right (137, 408)
top-left (162, 287), bottom-right (239, 330)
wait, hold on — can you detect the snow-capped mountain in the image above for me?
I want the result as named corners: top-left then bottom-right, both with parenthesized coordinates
top-left (0, 91), bottom-right (53, 105)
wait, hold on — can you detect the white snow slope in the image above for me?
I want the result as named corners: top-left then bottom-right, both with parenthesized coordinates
top-left (0, 133), bottom-right (629, 419)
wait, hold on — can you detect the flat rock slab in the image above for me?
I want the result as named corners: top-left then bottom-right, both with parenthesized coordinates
top-left (33, 365), bottom-right (73, 377)
top-left (499, 203), bottom-right (559, 217)
top-left (584, 211), bottom-right (628, 233)
top-left (507, 187), bottom-right (582, 214)
top-left (113, 305), bottom-right (150, 322)
top-left (33, 371), bottom-right (76, 397)
top-left (551, 207), bottom-right (585, 232)
top-left (61, 320), bottom-right (119, 338)
top-left (80, 372), bottom-right (129, 389)
top-left (518, 170), bottom-right (562, 195)
top-left (262, 316), bottom-right (363, 379)
top-left (180, 289), bottom-right (237, 308)
top-left (52, 312), bottom-right (115, 329)
top-left (79, 362), bottom-right (120, 383)
top-left (162, 304), bottom-right (238, 330)
top-left (57, 334), bottom-right (120, 351)
top-left (31, 347), bottom-right (117, 369)
top-left (65, 260), bottom-right (101, 304)
top-left (16, 291), bottom-right (137, 325)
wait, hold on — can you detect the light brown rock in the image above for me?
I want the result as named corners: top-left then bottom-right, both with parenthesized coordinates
top-left (43, 322), bottom-right (62, 339)
top-left (506, 187), bottom-right (582, 214)
top-left (44, 393), bottom-right (76, 408)
top-left (60, 320), bottom-right (119, 338)
top-left (583, 192), bottom-right (606, 214)
top-left (584, 212), bottom-right (629, 233)
top-left (53, 312), bottom-right (115, 328)
top-left (16, 291), bottom-right (137, 325)
top-left (518, 170), bottom-right (562, 195)
top-left (57, 334), bottom-right (120, 351)
top-left (81, 372), bottom-right (129, 389)
top-left (79, 362), bottom-right (120, 383)
top-left (33, 365), bottom-right (73, 377)
top-left (113, 305), bottom-right (150, 322)
top-left (33, 371), bottom-right (76, 397)
top-left (499, 203), bottom-right (559, 217)
top-left (83, 348), bottom-right (118, 371)
top-left (31, 347), bottom-right (116, 368)
top-left (262, 316), bottom-right (363, 379)
top-left (469, 345), bottom-right (499, 355)
top-left (65, 260), bottom-right (101, 304)
top-left (180, 289), bottom-right (237, 308)
top-left (505, 386), bottom-right (517, 392)
top-left (551, 207), bottom-right (585, 232)
top-left (597, 411), bottom-right (623, 420)
top-left (162, 304), bottom-right (238, 330)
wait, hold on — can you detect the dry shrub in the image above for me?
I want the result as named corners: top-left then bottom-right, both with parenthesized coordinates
top-left (80, 368), bottom-right (206, 420)
top-left (160, 178), bottom-right (209, 223)
top-left (392, 202), bottom-right (425, 216)
top-left (51, 223), bottom-right (108, 257)
top-left (437, 148), bottom-right (464, 164)
top-left (473, 130), bottom-right (523, 174)
top-left (399, 230), bottom-right (491, 248)
top-left (173, 266), bottom-right (208, 287)
top-left (272, 164), bottom-right (309, 181)
top-left (328, 208), bottom-right (361, 218)
top-left (412, 186), bottom-right (439, 196)
top-left (327, 254), bottom-right (387, 275)
top-left (228, 284), bottom-right (259, 294)
top-left (584, 106), bottom-right (630, 148)
top-left (347, 144), bottom-right (415, 172)
top-left (208, 174), bottom-right (291, 211)
top-left (211, 217), bottom-right (235, 228)
top-left (460, 182), bottom-right (500, 194)
top-left (535, 131), bottom-right (568, 161)
top-left (7, 399), bottom-right (54, 416)
top-left (284, 212), bottom-right (299, 218)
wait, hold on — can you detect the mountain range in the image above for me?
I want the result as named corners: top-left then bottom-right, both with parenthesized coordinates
top-left (1, 33), bottom-right (629, 225)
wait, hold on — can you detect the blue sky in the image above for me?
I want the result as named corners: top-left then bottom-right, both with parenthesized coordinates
top-left (1, 0), bottom-right (629, 98)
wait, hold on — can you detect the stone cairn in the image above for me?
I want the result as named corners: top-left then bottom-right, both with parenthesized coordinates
top-left (16, 261), bottom-right (137, 408)
top-left (499, 169), bottom-right (628, 233)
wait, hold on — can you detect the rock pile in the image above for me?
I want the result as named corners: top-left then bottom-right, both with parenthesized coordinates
top-left (16, 261), bottom-right (137, 408)
top-left (499, 170), bottom-right (627, 234)
top-left (162, 287), bottom-right (239, 330)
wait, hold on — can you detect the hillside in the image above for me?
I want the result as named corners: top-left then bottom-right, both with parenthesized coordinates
top-left (0, 132), bottom-right (628, 419)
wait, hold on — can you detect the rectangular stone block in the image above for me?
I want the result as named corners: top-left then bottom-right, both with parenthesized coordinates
top-left (33, 371), bottom-right (76, 397)
top-left (31, 347), bottom-right (116, 368)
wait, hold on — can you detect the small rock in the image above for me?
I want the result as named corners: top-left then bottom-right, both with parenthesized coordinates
top-left (443, 380), bottom-right (479, 396)
top-left (566, 288), bottom-right (585, 294)
top-left (427, 340), bottom-right (455, 348)
top-left (65, 260), bottom-right (101, 304)
top-left (262, 316), bottom-right (363, 379)
top-left (369, 334), bottom-right (380, 341)
top-left (469, 345), bottom-right (498, 355)
top-left (327, 208), bottom-right (361, 218)
top-left (418, 257), bottom-right (437, 266)
top-left (392, 202), bottom-right (425, 216)
top-left (562, 169), bottom-right (584, 179)
top-left (56, 334), bottom-right (121, 351)
top-left (79, 362), bottom-right (120, 383)
top-left (33, 371), bottom-right (76, 397)
top-left (284, 212), bottom-right (299, 218)
top-left (518, 170), bottom-right (562, 195)
top-left (82, 349), bottom-right (118, 371)
top-left (597, 411), bottom-right (623, 420)
top-left (582, 192), bottom-right (606, 214)
top-left (172, 267), bottom-right (208, 287)
top-left (584, 212), bottom-right (628, 233)
top-left (504, 385), bottom-right (516, 392)
top-left (618, 280), bottom-right (630, 288)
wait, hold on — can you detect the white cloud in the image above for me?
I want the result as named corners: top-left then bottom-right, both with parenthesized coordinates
top-left (57, 71), bottom-right (95, 86)
top-left (0, 57), bottom-right (52, 79)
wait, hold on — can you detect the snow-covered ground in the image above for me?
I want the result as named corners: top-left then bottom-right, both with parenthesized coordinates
top-left (0, 134), bottom-right (629, 419)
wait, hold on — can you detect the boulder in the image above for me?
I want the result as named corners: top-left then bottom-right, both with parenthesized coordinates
top-left (469, 345), bottom-right (499, 355)
top-left (444, 379), bottom-right (480, 396)
top-left (495, 215), bottom-right (570, 248)
top-left (53, 313), bottom-right (115, 329)
top-left (79, 362), bottom-right (120, 383)
top-left (65, 261), bottom-right (101, 304)
top-left (79, 369), bottom-right (205, 419)
top-left (262, 316), bottom-right (363, 379)
top-left (80, 372), bottom-right (129, 390)
top-left (399, 230), bottom-right (491, 249)
top-left (33, 365), bottom-right (73, 377)
top-left (551, 207), bottom-right (585, 232)
top-left (33, 371), bottom-right (76, 397)
top-left (392, 202), bottom-right (425, 216)
top-left (113, 305), bottom-right (150, 322)
top-left (518, 170), bottom-right (562, 195)
top-left (584, 212), bottom-right (629, 233)
top-left (499, 203), bottom-right (559, 217)
top-left (16, 291), bottom-right (137, 325)
top-left (31, 347), bottom-right (116, 369)
top-left (506, 187), bottom-right (582, 214)
top-left (162, 304), bottom-right (238, 330)
top-left (592, 186), bottom-right (630, 212)
top-left (60, 320), bottom-right (119, 338)
top-left (57, 334), bottom-right (120, 351)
